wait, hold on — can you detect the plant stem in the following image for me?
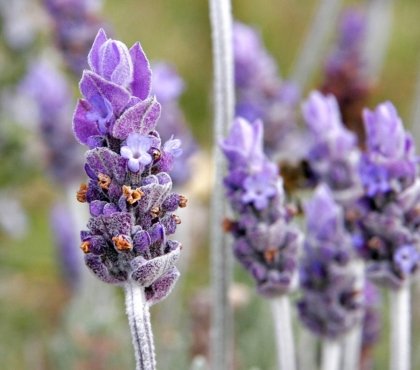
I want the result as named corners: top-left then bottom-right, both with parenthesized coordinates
top-left (410, 66), bottom-right (420, 146)
top-left (298, 328), bottom-right (317, 370)
top-left (362, 0), bottom-right (394, 81)
top-left (390, 286), bottom-right (410, 370)
top-left (208, 0), bottom-right (235, 369)
top-left (291, 0), bottom-right (343, 91)
top-left (271, 296), bottom-right (296, 370)
top-left (124, 280), bottom-right (156, 370)
top-left (321, 339), bottom-right (341, 370)
top-left (342, 261), bottom-right (365, 370)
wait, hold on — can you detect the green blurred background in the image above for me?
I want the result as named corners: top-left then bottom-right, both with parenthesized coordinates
top-left (1, 0), bottom-right (420, 369)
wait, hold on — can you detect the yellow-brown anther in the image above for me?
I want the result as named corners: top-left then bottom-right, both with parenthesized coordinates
top-left (178, 195), bottom-right (188, 208)
top-left (172, 215), bottom-right (182, 224)
top-left (152, 149), bottom-right (161, 161)
top-left (80, 241), bottom-right (91, 254)
top-left (367, 236), bottom-right (382, 250)
top-left (76, 183), bottom-right (88, 203)
top-left (222, 218), bottom-right (235, 232)
top-left (264, 248), bottom-right (278, 263)
top-left (112, 235), bottom-right (133, 251)
top-left (122, 185), bottom-right (144, 205)
top-left (150, 206), bottom-right (161, 218)
top-left (98, 173), bottom-right (111, 190)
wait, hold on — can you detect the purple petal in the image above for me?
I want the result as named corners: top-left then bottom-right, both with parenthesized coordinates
top-left (85, 254), bottom-right (126, 284)
top-left (130, 248), bottom-right (180, 286)
top-left (129, 42), bottom-right (152, 100)
top-left (146, 267), bottom-right (180, 305)
top-left (88, 28), bottom-right (108, 73)
top-left (73, 99), bottom-right (100, 145)
top-left (80, 71), bottom-right (130, 116)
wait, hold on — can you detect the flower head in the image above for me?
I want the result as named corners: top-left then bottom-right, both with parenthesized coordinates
top-left (221, 117), bottom-right (301, 297)
top-left (73, 31), bottom-right (184, 305)
top-left (361, 102), bottom-right (417, 196)
top-left (298, 185), bottom-right (363, 339)
top-left (302, 91), bottom-right (361, 196)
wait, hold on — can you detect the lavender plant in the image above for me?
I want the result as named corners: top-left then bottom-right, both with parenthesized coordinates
top-left (355, 102), bottom-right (419, 289)
top-left (354, 102), bottom-right (419, 370)
top-left (233, 22), bottom-right (300, 157)
top-left (44, 0), bottom-right (105, 75)
top-left (221, 117), bottom-right (301, 370)
top-left (72, 28), bottom-right (186, 369)
top-left (302, 91), bottom-right (362, 202)
top-left (297, 185), bottom-right (364, 370)
top-left (21, 59), bottom-right (83, 184)
top-left (321, 8), bottom-right (371, 143)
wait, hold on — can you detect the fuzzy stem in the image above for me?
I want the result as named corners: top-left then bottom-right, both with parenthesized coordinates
top-left (208, 0), bottom-right (235, 369)
top-left (271, 296), bottom-right (297, 370)
top-left (321, 339), bottom-right (341, 370)
top-left (390, 286), bottom-right (410, 370)
top-left (342, 261), bottom-right (365, 370)
top-left (410, 66), bottom-right (420, 146)
top-left (362, 0), bottom-right (394, 81)
top-left (124, 280), bottom-right (156, 370)
top-left (298, 328), bottom-right (317, 370)
top-left (291, 0), bottom-right (343, 91)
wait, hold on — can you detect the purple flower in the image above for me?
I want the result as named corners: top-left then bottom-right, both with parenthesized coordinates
top-left (73, 29), bottom-right (157, 147)
top-left (73, 31), bottom-right (185, 305)
top-left (88, 28), bottom-right (151, 98)
top-left (233, 22), bottom-right (300, 155)
top-left (302, 91), bottom-right (361, 196)
top-left (297, 185), bottom-right (363, 339)
top-left (242, 171), bottom-right (277, 210)
top-left (151, 62), bottom-right (185, 103)
top-left (220, 117), bottom-right (264, 169)
top-left (20, 59), bottom-right (83, 184)
top-left (221, 117), bottom-right (301, 297)
top-left (361, 102), bottom-right (417, 196)
top-left (121, 133), bottom-right (153, 172)
top-left (44, 0), bottom-right (106, 75)
top-left (51, 203), bottom-right (81, 290)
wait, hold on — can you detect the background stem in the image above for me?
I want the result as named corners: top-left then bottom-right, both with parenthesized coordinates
top-left (321, 339), bottom-right (341, 370)
top-left (291, 0), bottom-right (343, 91)
top-left (208, 0), bottom-right (235, 369)
top-left (271, 296), bottom-right (297, 370)
top-left (390, 286), bottom-right (410, 370)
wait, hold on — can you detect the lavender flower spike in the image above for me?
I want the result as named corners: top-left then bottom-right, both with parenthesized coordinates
top-left (356, 101), bottom-right (420, 289)
top-left (233, 22), bottom-right (300, 156)
top-left (302, 91), bottom-right (362, 203)
top-left (298, 185), bottom-right (363, 340)
top-left (222, 117), bottom-right (301, 370)
top-left (73, 29), bottom-right (187, 370)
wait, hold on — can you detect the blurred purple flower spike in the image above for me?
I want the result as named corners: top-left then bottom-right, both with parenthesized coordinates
top-left (355, 101), bottom-right (420, 289)
top-left (298, 185), bottom-right (363, 339)
top-left (302, 91), bottom-right (361, 197)
top-left (221, 117), bottom-right (301, 297)
top-left (361, 102), bottom-right (417, 196)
